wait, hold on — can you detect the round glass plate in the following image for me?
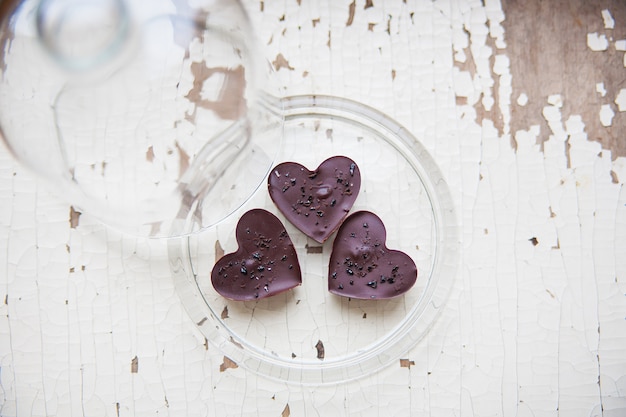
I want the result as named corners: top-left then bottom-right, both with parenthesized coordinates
top-left (169, 95), bottom-right (459, 385)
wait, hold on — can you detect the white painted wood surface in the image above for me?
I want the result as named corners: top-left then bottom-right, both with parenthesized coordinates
top-left (1, 0), bottom-right (625, 415)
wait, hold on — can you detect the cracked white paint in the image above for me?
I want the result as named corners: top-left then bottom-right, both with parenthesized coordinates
top-left (453, 67), bottom-right (475, 98)
top-left (615, 40), bottom-right (626, 51)
top-left (494, 53), bottom-right (512, 135)
top-left (596, 82), bottom-right (607, 97)
top-left (0, 0), bottom-right (625, 416)
top-left (484, 0), bottom-right (506, 49)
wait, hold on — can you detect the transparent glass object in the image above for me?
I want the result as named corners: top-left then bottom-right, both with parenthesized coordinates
top-left (0, 0), bottom-right (283, 237)
top-left (169, 96), bottom-right (459, 385)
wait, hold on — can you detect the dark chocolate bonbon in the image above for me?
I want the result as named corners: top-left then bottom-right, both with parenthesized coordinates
top-left (268, 156), bottom-right (361, 243)
top-left (211, 209), bottom-right (302, 301)
top-left (328, 211), bottom-right (417, 299)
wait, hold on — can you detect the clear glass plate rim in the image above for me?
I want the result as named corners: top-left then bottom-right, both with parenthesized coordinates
top-left (169, 94), bottom-right (459, 385)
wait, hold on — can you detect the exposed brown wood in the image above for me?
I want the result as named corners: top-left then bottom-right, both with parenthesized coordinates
top-left (185, 62), bottom-right (247, 122)
top-left (219, 356), bottom-right (238, 372)
top-left (315, 340), bottom-right (325, 359)
top-left (400, 358), bottom-right (415, 369)
top-left (69, 206), bottom-right (81, 229)
top-left (502, 0), bottom-right (626, 158)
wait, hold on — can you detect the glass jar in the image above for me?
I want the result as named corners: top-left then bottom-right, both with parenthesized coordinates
top-left (0, 0), bottom-right (283, 237)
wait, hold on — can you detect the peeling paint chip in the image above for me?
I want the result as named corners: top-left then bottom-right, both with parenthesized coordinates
top-left (547, 94), bottom-right (563, 108)
top-left (221, 305), bottom-right (229, 319)
top-left (219, 356), bottom-right (238, 372)
top-left (400, 358), bottom-right (415, 368)
top-left (272, 53), bottom-right (294, 71)
top-left (587, 32), bottom-right (609, 51)
top-left (315, 340), bottom-right (325, 359)
top-left (346, 0), bottom-right (356, 26)
top-left (146, 145), bottom-right (155, 162)
top-left (131, 356), bottom-right (138, 373)
top-left (601, 9), bottom-right (615, 29)
top-left (282, 404), bottom-right (291, 417)
top-left (610, 170), bottom-right (619, 184)
top-left (69, 206), bottom-right (81, 228)
top-left (215, 240), bottom-right (224, 259)
top-left (596, 82), bottom-right (607, 97)
top-left (599, 104), bottom-right (615, 127)
top-left (529, 237), bottom-right (539, 246)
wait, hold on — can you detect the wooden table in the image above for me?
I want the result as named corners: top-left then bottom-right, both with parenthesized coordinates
top-left (1, 0), bottom-right (625, 415)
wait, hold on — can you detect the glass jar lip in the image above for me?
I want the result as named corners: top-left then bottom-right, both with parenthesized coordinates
top-left (35, 0), bottom-right (131, 71)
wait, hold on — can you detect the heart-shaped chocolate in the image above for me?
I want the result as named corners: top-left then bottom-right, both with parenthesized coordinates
top-left (211, 209), bottom-right (302, 301)
top-left (328, 211), bottom-right (417, 299)
top-left (268, 156), bottom-right (361, 243)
